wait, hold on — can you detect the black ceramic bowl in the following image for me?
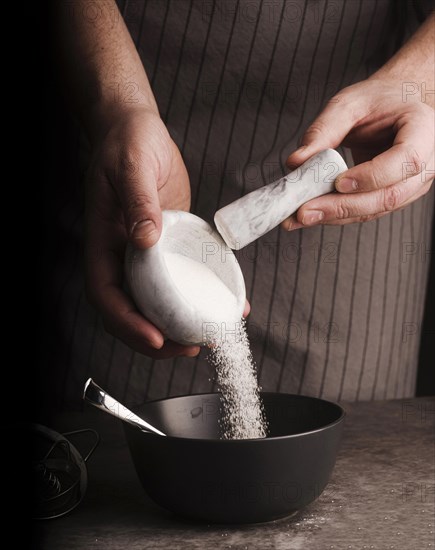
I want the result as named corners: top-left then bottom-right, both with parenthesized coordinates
top-left (124, 392), bottom-right (344, 524)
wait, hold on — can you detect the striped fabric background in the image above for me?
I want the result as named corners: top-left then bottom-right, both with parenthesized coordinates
top-left (41, 0), bottom-right (434, 415)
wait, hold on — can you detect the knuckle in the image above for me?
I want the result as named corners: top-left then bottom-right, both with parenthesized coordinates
top-left (368, 160), bottom-right (384, 190)
top-left (304, 120), bottom-right (329, 141)
top-left (383, 185), bottom-right (402, 212)
top-left (125, 191), bottom-right (154, 216)
top-left (335, 200), bottom-right (352, 219)
top-left (403, 146), bottom-right (422, 178)
top-left (117, 148), bottom-right (142, 178)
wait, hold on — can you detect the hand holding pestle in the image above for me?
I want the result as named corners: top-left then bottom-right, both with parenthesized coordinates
top-left (214, 149), bottom-right (348, 249)
top-left (125, 151), bottom-right (346, 345)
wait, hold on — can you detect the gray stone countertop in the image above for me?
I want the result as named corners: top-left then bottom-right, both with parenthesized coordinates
top-left (36, 397), bottom-right (435, 550)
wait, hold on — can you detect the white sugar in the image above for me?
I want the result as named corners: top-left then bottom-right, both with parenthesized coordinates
top-left (163, 252), bottom-right (239, 326)
top-left (209, 319), bottom-right (267, 440)
top-left (164, 252), bottom-right (267, 440)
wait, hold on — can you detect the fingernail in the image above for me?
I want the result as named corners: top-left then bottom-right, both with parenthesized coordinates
top-left (148, 337), bottom-right (163, 349)
top-left (131, 220), bottom-right (157, 242)
top-left (336, 177), bottom-right (358, 193)
top-left (286, 220), bottom-right (302, 231)
top-left (302, 210), bottom-right (324, 225)
top-left (184, 347), bottom-right (200, 357)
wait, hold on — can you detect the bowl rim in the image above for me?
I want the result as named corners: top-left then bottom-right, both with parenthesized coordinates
top-left (129, 391), bottom-right (346, 443)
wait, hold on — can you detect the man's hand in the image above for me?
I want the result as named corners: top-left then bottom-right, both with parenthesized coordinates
top-left (55, 0), bottom-right (202, 358)
top-left (56, 0), bottom-right (248, 359)
top-left (283, 78), bottom-right (434, 230)
top-left (85, 106), bottom-right (201, 358)
top-left (283, 13), bottom-right (434, 230)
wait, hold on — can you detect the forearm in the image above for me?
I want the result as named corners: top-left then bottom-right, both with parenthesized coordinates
top-left (370, 13), bottom-right (435, 109)
top-left (53, 0), bottom-right (158, 142)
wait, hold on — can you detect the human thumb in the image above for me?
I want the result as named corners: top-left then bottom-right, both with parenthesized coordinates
top-left (116, 162), bottom-right (162, 249)
top-left (130, 216), bottom-right (161, 249)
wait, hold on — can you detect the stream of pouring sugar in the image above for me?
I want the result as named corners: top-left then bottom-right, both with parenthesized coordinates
top-left (208, 318), bottom-right (268, 439)
top-left (164, 252), bottom-right (268, 439)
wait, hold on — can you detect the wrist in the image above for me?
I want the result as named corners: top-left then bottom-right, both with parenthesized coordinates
top-left (368, 14), bottom-right (434, 110)
top-left (84, 94), bottom-right (159, 145)
top-left (368, 70), bottom-right (435, 110)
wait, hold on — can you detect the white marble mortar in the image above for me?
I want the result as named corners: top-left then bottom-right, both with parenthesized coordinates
top-left (125, 210), bottom-right (246, 346)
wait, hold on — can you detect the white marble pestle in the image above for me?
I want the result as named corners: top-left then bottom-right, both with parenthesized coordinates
top-left (214, 149), bottom-right (348, 249)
